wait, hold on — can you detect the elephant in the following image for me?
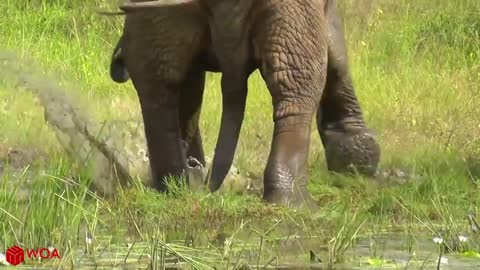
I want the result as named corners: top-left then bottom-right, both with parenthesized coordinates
top-left (108, 0), bottom-right (381, 206)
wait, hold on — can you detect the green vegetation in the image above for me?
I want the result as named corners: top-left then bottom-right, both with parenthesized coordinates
top-left (1, 0), bottom-right (480, 268)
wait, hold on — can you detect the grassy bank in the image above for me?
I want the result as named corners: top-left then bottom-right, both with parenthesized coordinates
top-left (0, 0), bottom-right (480, 268)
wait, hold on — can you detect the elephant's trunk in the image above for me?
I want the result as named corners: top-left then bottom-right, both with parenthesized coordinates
top-left (207, 76), bottom-right (248, 192)
top-left (119, 0), bottom-right (195, 11)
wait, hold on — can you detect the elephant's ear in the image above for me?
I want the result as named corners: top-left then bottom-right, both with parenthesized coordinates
top-left (120, 0), bottom-right (195, 12)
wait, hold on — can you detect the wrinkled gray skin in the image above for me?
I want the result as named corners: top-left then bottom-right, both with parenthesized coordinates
top-left (109, 0), bottom-right (381, 206)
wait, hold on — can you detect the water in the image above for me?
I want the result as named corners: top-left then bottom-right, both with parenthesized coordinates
top-left (3, 229), bottom-right (478, 269)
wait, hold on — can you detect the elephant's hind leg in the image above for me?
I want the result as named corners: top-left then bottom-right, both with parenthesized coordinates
top-left (254, 2), bottom-right (328, 206)
top-left (317, 0), bottom-right (380, 177)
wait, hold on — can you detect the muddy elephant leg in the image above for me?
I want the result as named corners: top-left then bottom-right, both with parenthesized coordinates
top-left (254, 5), bottom-right (328, 206)
top-left (179, 67), bottom-right (206, 166)
top-left (262, 114), bottom-right (316, 206)
top-left (317, 0), bottom-right (380, 176)
top-left (208, 72), bottom-right (248, 192)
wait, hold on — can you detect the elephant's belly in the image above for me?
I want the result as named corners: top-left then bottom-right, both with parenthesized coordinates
top-left (197, 50), bottom-right (259, 74)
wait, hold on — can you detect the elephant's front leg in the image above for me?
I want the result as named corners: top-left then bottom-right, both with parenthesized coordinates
top-left (254, 2), bottom-right (328, 206)
top-left (317, 0), bottom-right (380, 176)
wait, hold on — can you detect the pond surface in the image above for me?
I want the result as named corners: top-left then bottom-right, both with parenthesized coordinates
top-left (3, 228), bottom-right (479, 269)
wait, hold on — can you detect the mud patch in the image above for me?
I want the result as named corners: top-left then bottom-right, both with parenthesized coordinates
top-left (0, 144), bottom-right (48, 177)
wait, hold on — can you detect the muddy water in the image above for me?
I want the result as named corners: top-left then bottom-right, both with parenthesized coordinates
top-left (4, 166), bottom-right (477, 269)
top-left (3, 229), bottom-right (479, 269)
top-left (74, 233), bottom-right (480, 269)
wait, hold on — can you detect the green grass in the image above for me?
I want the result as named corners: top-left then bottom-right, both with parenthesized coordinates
top-left (1, 0), bottom-right (480, 268)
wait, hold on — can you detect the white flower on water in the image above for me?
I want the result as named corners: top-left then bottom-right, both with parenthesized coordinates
top-left (440, 256), bottom-right (449, 265)
top-left (433, 237), bottom-right (444, 244)
top-left (458, 235), bottom-right (468, 242)
top-left (86, 235), bottom-right (93, 245)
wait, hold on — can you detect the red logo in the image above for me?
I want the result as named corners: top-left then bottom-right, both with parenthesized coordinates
top-left (6, 246), bottom-right (24, 266)
top-left (4, 246), bottom-right (61, 266)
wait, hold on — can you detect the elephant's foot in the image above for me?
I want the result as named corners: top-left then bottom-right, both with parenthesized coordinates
top-left (322, 127), bottom-right (380, 177)
top-left (263, 184), bottom-right (317, 209)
